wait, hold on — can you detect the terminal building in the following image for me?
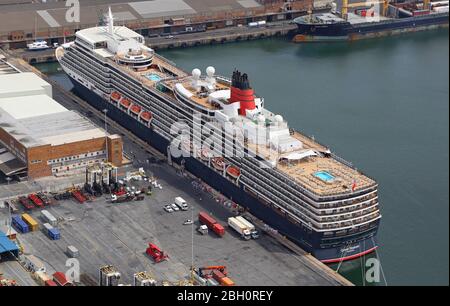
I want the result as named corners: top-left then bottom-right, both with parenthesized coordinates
top-left (0, 58), bottom-right (123, 180)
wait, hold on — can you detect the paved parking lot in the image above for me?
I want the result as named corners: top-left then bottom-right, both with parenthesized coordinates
top-left (0, 161), bottom-right (341, 286)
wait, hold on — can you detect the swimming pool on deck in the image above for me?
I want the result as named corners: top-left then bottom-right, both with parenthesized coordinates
top-left (145, 73), bottom-right (162, 82)
top-left (314, 171), bottom-right (335, 182)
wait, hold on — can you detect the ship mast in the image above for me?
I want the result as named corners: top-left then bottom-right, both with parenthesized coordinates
top-left (107, 6), bottom-right (114, 35)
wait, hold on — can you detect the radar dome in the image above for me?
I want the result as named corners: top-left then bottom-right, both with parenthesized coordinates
top-left (192, 68), bottom-right (201, 79)
top-left (206, 66), bottom-right (216, 77)
top-left (274, 115), bottom-right (283, 122)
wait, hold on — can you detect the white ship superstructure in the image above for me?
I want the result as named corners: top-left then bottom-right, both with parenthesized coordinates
top-left (56, 8), bottom-right (381, 262)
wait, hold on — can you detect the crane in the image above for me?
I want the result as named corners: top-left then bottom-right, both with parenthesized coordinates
top-left (341, 0), bottom-right (391, 20)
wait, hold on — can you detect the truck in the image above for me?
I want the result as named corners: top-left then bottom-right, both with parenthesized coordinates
top-left (235, 216), bottom-right (259, 239)
top-left (41, 210), bottom-right (57, 227)
top-left (228, 217), bottom-right (251, 240)
top-left (174, 197), bottom-right (188, 211)
top-left (198, 212), bottom-right (225, 237)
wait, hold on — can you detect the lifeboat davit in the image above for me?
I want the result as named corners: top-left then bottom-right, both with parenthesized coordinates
top-left (199, 148), bottom-right (211, 161)
top-left (130, 104), bottom-right (142, 115)
top-left (140, 111), bottom-right (152, 122)
top-left (111, 91), bottom-right (121, 102)
top-left (211, 157), bottom-right (226, 171)
top-left (226, 166), bottom-right (241, 179)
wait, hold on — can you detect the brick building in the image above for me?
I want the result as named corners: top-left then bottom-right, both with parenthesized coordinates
top-left (0, 64), bottom-right (123, 180)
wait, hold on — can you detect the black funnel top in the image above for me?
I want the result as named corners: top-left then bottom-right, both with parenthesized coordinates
top-left (232, 70), bottom-right (252, 90)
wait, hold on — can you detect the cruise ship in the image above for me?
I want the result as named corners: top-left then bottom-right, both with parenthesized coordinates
top-left (56, 8), bottom-right (381, 263)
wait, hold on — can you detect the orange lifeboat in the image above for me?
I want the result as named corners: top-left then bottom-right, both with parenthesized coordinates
top-left (130, 104), bottom-right (142, 115)
top-left (120, 98), bottom-right (131, 109)
top-left (140, 111), bottom-right (152, 122)
top-left (211, 157), bottom-right (226, 171)
top-left (227, 166), bottom-right (241, 179)
top-left (111, 91), bottom-right (121, 102)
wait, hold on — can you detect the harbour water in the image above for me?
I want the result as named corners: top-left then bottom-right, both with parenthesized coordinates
top-left (34, 29), bottom-right (449, 285)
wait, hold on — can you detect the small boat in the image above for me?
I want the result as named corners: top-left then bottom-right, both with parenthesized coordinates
top-left (211, 157), bottom-right (226, 171)
top-left (130, 104), bottom-right (142, 115)
top-left (226, 166), bottom-right (241, 179)
top-left (140, 111), bottom-right (152, 122)
top-left (120, 98), bottom-right (131, 109)
top-left (27, 40), bottom-right (49, 51)
top-left (111, 91), bottom-right (121, 102)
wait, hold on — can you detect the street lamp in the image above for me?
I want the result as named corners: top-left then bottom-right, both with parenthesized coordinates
top-left (6, 177), bottom-right (11, 185)
top-left (103, 109), bottom-right (108, 164)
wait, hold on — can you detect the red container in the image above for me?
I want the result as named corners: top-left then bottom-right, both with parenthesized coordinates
top-left (212, 223), bottom-right (225, 237)
top-left (212, 270), bottom-right (226, 283)
top-left (198, 212), bottom-right (218, 228)
top-left (45, 280), bottom-right (58, 286)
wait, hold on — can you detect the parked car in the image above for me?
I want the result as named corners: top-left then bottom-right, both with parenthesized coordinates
top-left (164, 205), bottom-right (174, 213)
top-left (171, 203), bottom-right (180, 211)
top-left (183, 220), bottom-right (194, 225)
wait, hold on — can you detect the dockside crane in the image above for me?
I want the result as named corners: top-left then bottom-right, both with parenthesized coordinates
top-left (341, 0), bottom-right (391, 20)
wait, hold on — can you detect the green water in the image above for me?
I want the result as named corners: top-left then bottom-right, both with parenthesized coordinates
top-left (35, 29), bottom-right (449, 286)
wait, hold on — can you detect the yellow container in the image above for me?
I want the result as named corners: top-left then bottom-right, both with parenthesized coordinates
top-left (22, 214), bottom-right (39, 231)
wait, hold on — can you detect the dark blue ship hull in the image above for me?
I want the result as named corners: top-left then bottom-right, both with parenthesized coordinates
top-left (69, 76), bottom-right (379, 263)
top-left (294, 12), bottom-right (449, 41)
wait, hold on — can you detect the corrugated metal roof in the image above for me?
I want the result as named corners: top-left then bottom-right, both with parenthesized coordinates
top-left (0, 231), bottom-right (19, 255)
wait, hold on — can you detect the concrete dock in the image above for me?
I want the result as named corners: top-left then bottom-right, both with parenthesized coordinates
top-left (0, 55), bottom-right (352, 286)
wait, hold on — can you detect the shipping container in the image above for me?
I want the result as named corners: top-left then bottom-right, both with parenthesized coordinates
top-left (41, 210), bottom-right (57, 227)
top-left (212, 270), bottom-right (226, 283)
top-left (198, 212), bottom-right (217, 228)
top-left (198, 212), bottom-right (225, 237)
top-left (48, 228), bottom-right (60, 240)
top-left (22, 214), bottom-right (38, 231)
top-left (12, 215), bottom-right (29, 233)
top-left (212, 223), bottom-right (225, 237)
top-left (220, 277), bottom-right (235, 286)
top-left (43, 223), bottom-right (53, 232)
top-left (207, 278), bottom-right (220, 286)
top-left (45, 279), bottom-right (58, 286)
top-left (33, 271), bottom-right (51, 286)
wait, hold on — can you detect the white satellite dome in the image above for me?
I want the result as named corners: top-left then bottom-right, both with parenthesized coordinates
top-left (206, 66), bottom-right (215, 77)
top-left (274, 115), bottom-right (284, 122)
top-left (192, 68), bottom-right (201, 79)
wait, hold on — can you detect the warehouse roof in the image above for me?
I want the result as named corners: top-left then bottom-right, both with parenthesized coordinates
top-left (0, 230), bottom-right (19, 256)
top-left (0, 72), bottom-right (52, 99)
top-left (0, 107), bottom-right (109, 148)
top-left (0, 94), bottom-right (66, 120)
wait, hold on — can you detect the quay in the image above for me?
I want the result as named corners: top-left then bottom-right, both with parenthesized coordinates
top-left (0, 53), bottom-right (353, 286)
